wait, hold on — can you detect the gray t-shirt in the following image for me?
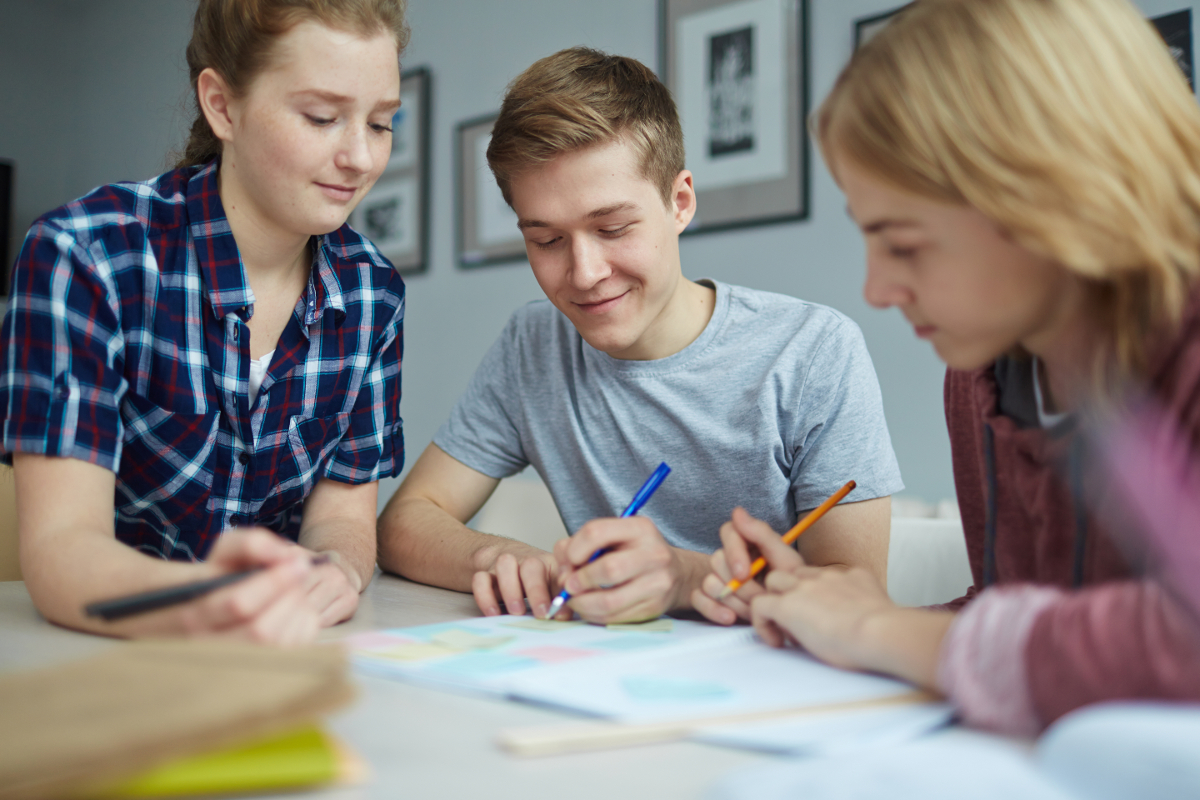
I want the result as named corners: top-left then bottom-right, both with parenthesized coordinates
top-left (435, 280), bottom-right (903, 553)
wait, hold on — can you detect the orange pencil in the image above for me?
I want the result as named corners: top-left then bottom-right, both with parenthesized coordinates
top-left (717, 480), bottom-right (856, 600)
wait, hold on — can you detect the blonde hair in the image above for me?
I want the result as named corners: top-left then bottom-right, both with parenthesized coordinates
top-left (487, 47), bottom-right (685, 206)
top-left (817, 0), bottom-right (1200, 388)
top-left (177, 0), bottom-right (410, 169)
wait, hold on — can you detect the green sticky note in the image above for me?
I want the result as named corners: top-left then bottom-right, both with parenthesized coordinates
top-left (606, 617), bottom-right (674, 633)
top-left (430, 629), bottom-right (516, 651)
top-left (501, 618), bottom-right (585, 632)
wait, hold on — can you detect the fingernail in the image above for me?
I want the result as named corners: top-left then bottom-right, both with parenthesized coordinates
top-left (535, 604), bottom-right (548, 618)
top-left (487, 606), bottom-right (500, 616)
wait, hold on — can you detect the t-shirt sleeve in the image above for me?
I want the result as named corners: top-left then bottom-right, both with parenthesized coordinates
top-left (323, 292), bottom-right (405, 483)
top-left (789, 316), bottom-right (904, 510)
top-left (0, 218), bottom-right (127, 471)
top-left (432, 314), bottom-right (530, 479)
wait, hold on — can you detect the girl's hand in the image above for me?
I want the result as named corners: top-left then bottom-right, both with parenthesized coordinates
top-left (692, 507), bottom-right (807, 625)
top-left (751, 566), bottom-right (896, 669)
top-left (177, 528), bottom-right (321, 644)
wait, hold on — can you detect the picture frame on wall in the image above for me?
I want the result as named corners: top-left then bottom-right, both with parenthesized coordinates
top-left (1151, 9), bottom-right (1194, 91)
top-left (661, 0), bottom-right (809, 234)
top-left (349, 66), bottom-right (430, 275)
top-left (456, 113), bottom-right (526, 267)
top-left (854, 4), bottom-right (911, 50)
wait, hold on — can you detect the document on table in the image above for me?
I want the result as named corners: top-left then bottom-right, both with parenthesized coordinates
top-left (341, 616), bottom-right (951, 754)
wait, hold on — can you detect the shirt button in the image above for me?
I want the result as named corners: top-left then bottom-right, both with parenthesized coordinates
top-left (233, 327), bottom-right (239, 340)
top-left (230, 514), bottom-right (240, 526)
top-left (238, 453), bottom-right (250, 466)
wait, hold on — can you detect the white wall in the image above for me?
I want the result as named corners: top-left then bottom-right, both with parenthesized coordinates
top-left (1, 0), bottom-right (1195, 510)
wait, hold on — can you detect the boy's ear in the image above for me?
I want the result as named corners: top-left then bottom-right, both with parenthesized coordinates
top-left (197, 67), bottom-right (237, 145)
top-left (671, 170), bottom-right (697, 233)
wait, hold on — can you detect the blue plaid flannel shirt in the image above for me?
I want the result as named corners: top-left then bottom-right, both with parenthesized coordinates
top-left (0, 161), bottom-right (405, 560)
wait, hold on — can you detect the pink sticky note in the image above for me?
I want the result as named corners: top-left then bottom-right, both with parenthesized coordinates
top-left (341, 631), bottom-right (416, 651)
top-left (513, 646), bottom-right (599, 664)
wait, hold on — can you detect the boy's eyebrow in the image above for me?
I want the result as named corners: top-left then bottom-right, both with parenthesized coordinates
top-left (586, 202), bottom-right (638, 219)
top-left (517, 202), bottom-right (640, 230)
top-left (288, 89), bottom-right (402, 113)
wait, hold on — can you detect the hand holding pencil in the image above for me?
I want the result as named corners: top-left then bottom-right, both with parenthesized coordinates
top-left (692, 481), bottom-right (856, 626)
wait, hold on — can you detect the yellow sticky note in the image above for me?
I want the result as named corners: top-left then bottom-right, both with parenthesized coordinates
top-left (371, 642), bottom-right (459, 662)
top-left (606, 618), bottom-right (674, 633)
top-left (430, 629), bottom-right (515, 651)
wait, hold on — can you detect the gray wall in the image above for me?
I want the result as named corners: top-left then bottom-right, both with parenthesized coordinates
top-left (1, 0), bottom-right (1194, 510)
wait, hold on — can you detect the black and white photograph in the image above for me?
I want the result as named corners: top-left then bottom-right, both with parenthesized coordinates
top-left (1152, 9), bottom-right (1195, 90)
top-left (456, 113), bottom-right (526, 267)
top-left (349, 65), bottom-right (431, 274)
top-left (350, 175), bottom-right (418, 262)
top-left (662, 0), bottom-right (808, 232)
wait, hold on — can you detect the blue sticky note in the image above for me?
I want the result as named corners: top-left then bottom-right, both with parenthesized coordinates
top-left (586, 636), bottom-right (670, 651)
top-left (396, 622), bottom-right (488, 640)
top-left (433, 651), bottom-right (539, 678)
top-left (621, 675), bottom-right (734, 702)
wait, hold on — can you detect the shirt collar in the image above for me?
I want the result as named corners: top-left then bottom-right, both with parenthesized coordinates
top-left (186, 160), bottom-right (347, 324)
top-left (186, 161), bottom-right (255, 320)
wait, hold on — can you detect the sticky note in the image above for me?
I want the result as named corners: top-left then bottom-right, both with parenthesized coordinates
top-left (369, 642), bottom-right (459, 662)
top-left (606, 618), bottom-right (674, 633)
top-left (341, 632), bottom-right (415, 651)
top-left (429, 629), bottom-right (515, 651)
top-left (512, 646), bottom-right (599, 664)
top-left (621, 675), bottom-right (733, 702)
top-left (585, 636), bottom-right (668, 651)
top-left (501, 618), bottom-right (585, 632)
top-left (433, 651), bottom-right (539, 678)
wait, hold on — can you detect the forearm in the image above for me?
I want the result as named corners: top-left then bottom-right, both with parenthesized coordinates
top-left (856, 606), bottom-right (956, 688)
top-left (23, 529), bottom-right (207, 637)
top-left (377, 495), bottom-right (547, 592)
top-left (297, 519), bottom-right (374, 593)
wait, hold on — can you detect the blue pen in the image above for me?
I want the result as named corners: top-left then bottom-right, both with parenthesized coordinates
top-left (543, 461), bottom-right (671, 619)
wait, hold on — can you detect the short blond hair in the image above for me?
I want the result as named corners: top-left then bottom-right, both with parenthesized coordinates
top-left (487, 47), bottom-right (685, 207)
top-left (817, 0), bottom-right (1200, 388)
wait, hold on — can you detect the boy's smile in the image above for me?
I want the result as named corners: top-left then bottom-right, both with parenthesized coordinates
top-left (509, 139), bottom-right (713, 361)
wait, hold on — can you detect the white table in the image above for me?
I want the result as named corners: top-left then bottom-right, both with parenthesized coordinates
top-left (0, 574), bottom-right (771, 799)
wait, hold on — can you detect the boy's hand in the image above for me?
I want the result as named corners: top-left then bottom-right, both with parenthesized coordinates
top-left (554, 517), bottom-right (707, 624)
top-left (472, 545), bottom-right (570, 619)
top-left (692, 507), bottom-right (807, 625)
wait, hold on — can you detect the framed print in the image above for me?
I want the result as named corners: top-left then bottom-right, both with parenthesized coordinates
top-left (854, 4), bottom-right (911, 50)
top-left (456, 113), bottom-right (526, 267)
top-left (1152, 9), bottom-right (1194, 91)
top-left (349, 66), bottom-right (430, 274)
top-left (662, 0), bottom-right (809, 233)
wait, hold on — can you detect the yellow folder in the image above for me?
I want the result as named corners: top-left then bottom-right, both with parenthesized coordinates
top-left (81, 725), bottom-right (365, 798)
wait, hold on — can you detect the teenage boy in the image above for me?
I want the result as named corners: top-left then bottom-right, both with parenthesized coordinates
top-left (378, 47), bottom-right (903, 624)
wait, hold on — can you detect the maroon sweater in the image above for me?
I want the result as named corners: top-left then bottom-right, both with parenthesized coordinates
top-left (944, 292), bottom-right (1200, 725)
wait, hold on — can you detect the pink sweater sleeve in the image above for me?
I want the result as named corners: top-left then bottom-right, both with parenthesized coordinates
top-left (938, 581), bottom-right (1200, 734)
top-left (1024, 580), bottom-right (1200, 725)
top-left (936, 585), bottom-right (1062, 736)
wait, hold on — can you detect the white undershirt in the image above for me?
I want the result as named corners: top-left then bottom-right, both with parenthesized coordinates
top-left (1031, 356), bottom-right (1069, 429)
top-left (248, 349), bottom-right (275, 402)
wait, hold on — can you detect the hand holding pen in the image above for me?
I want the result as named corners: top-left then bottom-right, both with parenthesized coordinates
top-left (547, 463), bottom-right (678, 622)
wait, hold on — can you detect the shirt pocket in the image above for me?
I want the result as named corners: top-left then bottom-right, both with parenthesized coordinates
top-left (115, 392), bottom-right (219, 520)
top-left (274, 412), bottom-right (351, 503)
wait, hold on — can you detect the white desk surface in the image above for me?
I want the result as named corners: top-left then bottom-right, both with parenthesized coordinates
top-left (0, 574), bottom-right (774, 799)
